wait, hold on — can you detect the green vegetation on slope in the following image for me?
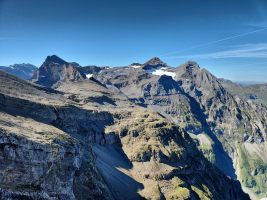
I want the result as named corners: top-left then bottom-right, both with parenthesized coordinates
top-left (238, 144), bottom-right (267, 198)
top-left (189, 133), bottom-right (216, 163)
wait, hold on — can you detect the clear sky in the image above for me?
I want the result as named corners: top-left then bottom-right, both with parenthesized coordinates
top-left (0, 0), bottom-right (267, 82)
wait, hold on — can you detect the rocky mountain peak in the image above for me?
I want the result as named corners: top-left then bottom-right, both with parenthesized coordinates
top-left (174, 61), bottom-right (203, 79)
top-left (175, 61), bottom-right (224, 94)
top-left (181, 61), bottom-right (200, 71)
top-left (142, 57), bottom-right (169, 70)
top-left (44, 55), bottom-right (68, 65)
top-left (146, 57), bottom-right (162, 64)
top-left (32, 55), bottom-right (86, 88)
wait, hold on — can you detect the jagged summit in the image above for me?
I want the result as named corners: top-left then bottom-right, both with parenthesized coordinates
top-left (178, 61), bottom-right (200, 70)
top-left (142, 57), bottom-right (169, 70)
top-left (44, 55), bottom-right (68, 65)
top-left (175, 60), bottom-right (224, 92)
top-left (145, 57), bottom-right (163, 64)
top-left (174, 60), bottom-right (202, 78)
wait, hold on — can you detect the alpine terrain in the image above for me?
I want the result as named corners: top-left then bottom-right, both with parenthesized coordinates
top-left (0, 55), bottom-right (266, 200)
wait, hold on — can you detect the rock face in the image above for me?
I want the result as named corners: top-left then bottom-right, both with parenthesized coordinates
top-left (0, 63), bottom-right (37, 80)
top-left (0, 112), bottom-right (81, 200)
top-left (0, 56), bottom-right (261, 200)
top-left (32, 55), bottom-right (86, 88)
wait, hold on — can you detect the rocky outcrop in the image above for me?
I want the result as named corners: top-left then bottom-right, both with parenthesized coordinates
top-left (0, 111), bottom-right (81, 200)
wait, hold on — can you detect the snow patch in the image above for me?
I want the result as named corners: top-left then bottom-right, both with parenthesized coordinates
top-left (86, 74), bottom-right (93, 79)
top-left (130, 65), bottom-right (142, 69)
top-left (147, 68), bottom-right (176, 79)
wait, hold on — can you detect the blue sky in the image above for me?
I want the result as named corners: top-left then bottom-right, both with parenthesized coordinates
top-left (0, 0), bottom-right (267, 82)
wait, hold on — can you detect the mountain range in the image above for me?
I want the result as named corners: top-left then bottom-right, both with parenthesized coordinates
top-left (0, 55), bottom-right (266, 200)
top-left (0, 63), bottom-right (37, 80)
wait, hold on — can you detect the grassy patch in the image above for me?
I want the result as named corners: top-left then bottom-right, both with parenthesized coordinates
top-left (191, 185), bottom-right (211, 200)
top-left (238, 145), bottom-right (267, 198)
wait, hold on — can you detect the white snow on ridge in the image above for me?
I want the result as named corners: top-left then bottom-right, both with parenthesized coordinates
top-left (86, 74), bottom-right (93, 79)
top-left (130, 65), bottom-right (142, 69)
top-left (147, 68), bottom-right (176, 79)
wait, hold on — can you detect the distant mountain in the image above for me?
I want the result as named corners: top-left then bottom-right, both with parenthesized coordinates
top-left (32, 55), bottom-right (86, 88)
top-left (0, 63), bottom-right (37, 80)
top-left (236, 81), bottom-right (266, 86)
top-left (219, 78), bottom-right (267, 107)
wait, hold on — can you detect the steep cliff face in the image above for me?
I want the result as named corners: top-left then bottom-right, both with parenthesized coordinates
top-left (0, 112), bottom-right (81, 200)
top-left (0, 111), bottom-right (114, 200)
